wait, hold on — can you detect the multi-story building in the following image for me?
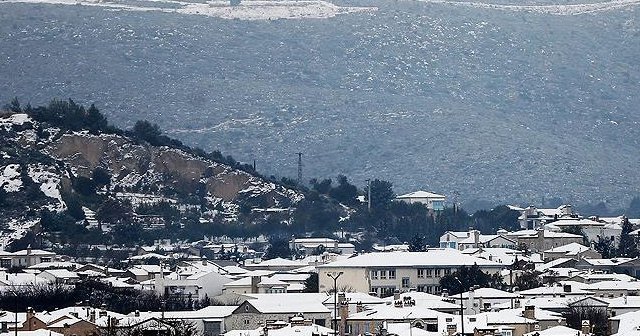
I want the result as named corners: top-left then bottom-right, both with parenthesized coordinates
top-left (316, 250), bottom-right (503, 297)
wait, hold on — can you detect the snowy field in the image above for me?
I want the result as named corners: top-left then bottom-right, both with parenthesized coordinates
top-left (2, 0), bottom-right (639, 17)
top-left (0, 0), bottom-right (377, 20)
top-left (418, 0), bottom-right (640, 15)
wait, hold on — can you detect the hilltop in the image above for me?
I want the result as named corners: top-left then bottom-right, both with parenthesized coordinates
top-left (0, 100), bottom-right (305, 250)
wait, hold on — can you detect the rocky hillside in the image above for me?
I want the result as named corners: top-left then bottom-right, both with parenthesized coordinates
top-left (0, 108), bottom-right (304, 250)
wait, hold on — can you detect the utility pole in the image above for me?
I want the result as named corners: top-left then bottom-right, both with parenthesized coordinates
top-left (296, 152), bottom-right (303, 185)
top-left (368, 180), bottom-right (372, 212)
top-left (455, 277), bottom-right (465, 336)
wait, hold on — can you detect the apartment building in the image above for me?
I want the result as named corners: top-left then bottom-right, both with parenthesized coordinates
top-left (316, 249), bottom-right (503, 297)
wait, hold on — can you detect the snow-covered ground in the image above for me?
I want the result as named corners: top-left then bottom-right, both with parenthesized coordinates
top-left (418, 0), bottom-right (640, 15)
top-left (28, 164), bottom-right (66, 211)
top-left (0, 0), bottom-right (376, 20)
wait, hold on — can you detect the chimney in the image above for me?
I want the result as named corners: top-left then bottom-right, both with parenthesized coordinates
top-left (99, 309), bottom-right (107, 318)
top-left (1, 321), bottom-right (8, 333)
top-left (446, 324), bottom-right (457, 336)
top-left (356, 302), bottom-right (364, 313)
top-left (26, 307), bottom-right (34, 330)
top-left (89, 311), bottom-right (96, 323)
top-left (134, 310), bottom-right (140, 317)
top-left (251, 276), bottom-right (260, 294)
top-left (290, 314), bottom-right (305, 326)
top-left (581, 320), bottom-right (591, 335)
top-left (468, 287), bottom-right (475, 313)
top-left (338, 292), bottom-right (346, 303)
top-left (523, 305), bottom-right (535, 320)
top-left (339, 299), bottom-right (349, 336)
top-left (473, 230), bottom-right (480, 248)
top-left (393, 291), bottom-right (400, 301)
top-left (563, 284), bottom-right (572, 293)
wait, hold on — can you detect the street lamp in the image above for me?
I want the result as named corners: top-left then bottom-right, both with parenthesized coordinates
top-left (454, 277), bottom-right (465, 336)
top-left (327, 272), bottom-right (344, 335)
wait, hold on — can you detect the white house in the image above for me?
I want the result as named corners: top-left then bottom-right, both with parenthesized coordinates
top-left (395, 191), bottom-right (446, 211)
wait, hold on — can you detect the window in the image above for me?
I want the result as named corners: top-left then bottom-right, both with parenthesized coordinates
top-left (434, 269), bottom-right (442, 277)
top-left (402, 277), bottom-right (410, 288)
top-left (434, 286), bottom-right (441, 294)
top-left (388, 270), bottom-right (396, 279)
top-left (370, 270), bottom-right (378, 279)
top-left (203, 321), bottom-right (222, 336)
top-left (426, 269), bottom-right (433, 277)
top-left (417, 269), bottom-right (425, 278)
top-left (425, 286), bottom-right (433, 294)
top-left (444, 269), bottom-right (451, 275)
top-left (380, 270), bottom-right (387, 280)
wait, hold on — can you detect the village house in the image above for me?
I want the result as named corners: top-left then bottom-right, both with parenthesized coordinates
top-left (543, 243), bottom-right (601, 262)
top-left (511, 230), bottom-right (584, 252)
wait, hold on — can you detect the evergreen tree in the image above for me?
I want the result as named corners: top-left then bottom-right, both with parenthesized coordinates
top-left (617, 217), bottom-right (638, 258)
top-left (264, 237), bottom-right (292, 260)
top-left (9, 97), bottom-right (21, 113)
top-left (86, 104), bottom-right (108, 134)
top-left (408, 234), bottom-right (426, 252)
top-left (303, 273), bottom-right (319, 293)
top-left (366, 179), bottom-right (395, 212)
top-left (440, 264), bottom-right (504, 295)
top-left (328, 175), bottom-right (358, 206)
top-left (594, 236), bottom-right (615, 259)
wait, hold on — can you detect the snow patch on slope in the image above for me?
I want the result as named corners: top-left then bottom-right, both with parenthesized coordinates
top-left (0, 164), bottom-right (23, 192)
top-left (28, 164), bottom-right (65, 211)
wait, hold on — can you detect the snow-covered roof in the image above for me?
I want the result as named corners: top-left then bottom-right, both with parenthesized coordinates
top-left (609, 309), bottom-right (640, 336)
top-left (224, 323), bottom-right (333, 336)
top-left (577, 258), bottom-right (633, 266)
top-left (584, 280), bottom-right (640, 291)
top-left (317, 250), bottom-right (503, 268)
top-left (347, 304), bottom-right (451, 321)
top-left (383, 292), bottom-right (459, 310)
top-left (519, 284), bottom-right (593, 296)
top-left (536, 258), bottom-right (575, 272)
top-left (523, 325), bottom-right (583, 336)
top-left (0, 330), bottom-right (65, 336)
top-left (550, 219), bottom-right (602, 227)
top-left (40, 269), bottom-right (79, 279)
top-left (129, 253), bottom-right (170, 260)
top-left (243, 295), bottom-right (329, 314)
top-left (459, 287), bottom-right (522, 299)
top-left (223, 265), bottom-right (248, 275)
top-left (27, 262), bottom-right (79, 270)
top-left (252, 257), bottom-right (307, 267)
top-left (544, 243), bottom-right (591, 255)
top-left (11, 249), bottom-right (55, 256)
top-left (396, 191), bottom-right (446, 199)
top-left (569, 272), bottom-right (636, 283)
